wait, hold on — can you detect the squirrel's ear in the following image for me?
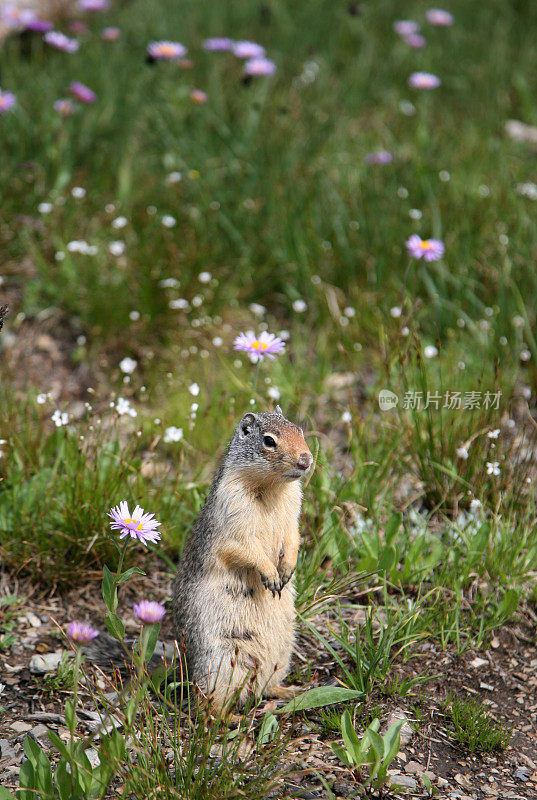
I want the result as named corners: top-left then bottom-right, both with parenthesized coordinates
top-left (239, 413), bottom-right (257, 438)
top-left (275, 405), bottom-right (284, 417)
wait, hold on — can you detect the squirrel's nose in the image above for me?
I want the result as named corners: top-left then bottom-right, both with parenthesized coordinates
top-left (297, 452), bottom-right (313, 472)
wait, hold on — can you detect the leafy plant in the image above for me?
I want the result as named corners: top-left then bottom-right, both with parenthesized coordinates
top-left (330, 709), bottom-right (407, 792)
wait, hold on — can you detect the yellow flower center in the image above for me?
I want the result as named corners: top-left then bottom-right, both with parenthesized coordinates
top-left (419, 240), bottom-right (434, 250)
top-left (158, 44), bottom-right (177, 56)
top-left (251, 340), bottom-right (269, 351)
top-left (124, 518), bottom-right (143, 531)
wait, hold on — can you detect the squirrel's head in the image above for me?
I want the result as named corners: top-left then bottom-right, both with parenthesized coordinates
top-left (228, 407), bottom-right (313, 487)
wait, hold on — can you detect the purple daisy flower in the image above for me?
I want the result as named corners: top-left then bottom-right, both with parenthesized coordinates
top-left (232, 40), bottom-right (265, 59)
top-left (147, 41), bottom-right (187, 60)
top-left (233, 331), bottom-right (286, 363)
top-left (404, 33), bottom-right (426, 48)
top-left (406, 234), bottom-right (445, 261)
top-left (102, 26), bottom-right (121, 40)
top-left (26, 18), bottom-right (54, 32)
top-left (133, 600), bottom-right (166, 624)
top-left (54, 98), bottom-right (75, 116)
top-left (108, 501), bottom-right (161, 546)
top-left (244, 57), bottom-right (276, 76)
top-left (426, 8), bottom-right (454, 26)
top-left (393, 20), bottom-right (420, 37)
top-left (408, 71), bottom-right (441, 89)
top-left (77, 0), bottom-right (109, 10)
top-left (70, 81), bottom-right (97, 103)
top-left (0, 90), bottom-right (16, 114)
top-left (203, 37), bottom-right (233, 51)
top-left (190, 88), bottom-right (208, 104)
top-left (44, 31), bottom-right (79, 53)
top-left (67, 621), bottom-right (99, 643)
top-left (364, 150), bottom-right (393, 165)
top-left (1, 6), bottom-right (36, 28)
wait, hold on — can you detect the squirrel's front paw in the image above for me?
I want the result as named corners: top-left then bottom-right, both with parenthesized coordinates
top-left (278, 561), bottom-right (295, 589)
top-left (259, 565), bottom-right (282, 598)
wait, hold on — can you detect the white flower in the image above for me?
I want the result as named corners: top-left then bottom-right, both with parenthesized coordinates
top-left (279, 330), bottom-right (291, 341)
top-left (486, 461), bottom-right (500, 476)
top-left (341, 411), bottom-right (352, 423)
top-left (470, 498), bottom-right (482, 513)
top-left (424, 345), bottom-right (438, 358)
top-left (159, 278), bottom-right (179, 288)
top-left (38, 202), bottom-right (53, 214)
top-left (191, 403), bottom-right (199, 412)
top-left (344, 306), bottom-right (356, 318)
top-left (169, 299), bottom-right (190, 310)
top-left (166, 171), bottom-right (182, 184)
top-left (162, 215), bottom-right (177, 228)
top-left (456, 446), bottom-right (469, 460)
top-left (119, 357), bottom-right (137, 374)
top-left (51, 410), bottom-right (69, 427)
top-left (267, 386), bottom-right (280, 401)
top-left (212, 336), bottom-right (223, 347)
top-left (249, 303), bottom-right (266, 316)
top-left (109, 241), bottom-right (126, 256)
top-left (55, 252), bottom-right (65, 261)
top-left (198, 271), bottom-right (212, 283)
top-left (37, 393), bottom-right (49, 404)
top-left (116, 397), bottom-right (137, 417)
top-left (487, 429), bottom-right (500, 439)
top-left (71, 186), bottom-right (86, 198)
top-left (520, 349), bottom-right (531, 362)
top-left (292, 299), bottom-right (307, 313)
top-left (401, 327), bottom-right (410, 336)
top-left (129, 310), bottom-right (140, 321)
top-left (189, 383), bottom-right (200, 396)
top-left (112, 216), bottom-right (128, 229)
top-left (164, 426), bottom-right (183, 443)
top-left (390, 306), bottom-right (402, 318)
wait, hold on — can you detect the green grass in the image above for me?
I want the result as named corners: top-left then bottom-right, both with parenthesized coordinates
top-left (442, 692), bottom-right (512, 752)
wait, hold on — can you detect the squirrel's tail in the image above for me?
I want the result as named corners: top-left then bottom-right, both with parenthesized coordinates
top-left (83, 632), bottom-right (175, 675)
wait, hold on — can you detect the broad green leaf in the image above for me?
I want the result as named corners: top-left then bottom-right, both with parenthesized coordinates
top-left (22, 735), bottom-right (41, 768)
top-left (279, 686), bottom-right (363, 713)
top-left (117, 566), bottom-right (146, 585)
top-left (48, 730), bottom-right (71, 761)
top-left (341, 710), bottom-right (366, 765)
top-left (498, 588), bottom-right (519, 621)
top-left (141, 623), bottom-right (160, 661)
top-left (379, 545), bottom-right (397, 573)
top-left (384, 513), bottom-right (402, 545)
top-left (258, 712), bottom-right (279, 745)
top-left (329, 742), bottom-right (353, 769)
top-left (54, 758), bottom-right (72, 800)
top-left (104, 611), bottom-right (125, 640)
top-left (0, 789), bottom-right (14, 800)
top-left (384, 719), bottom-right (405, 766)
top-left (102, 565), bottom-right (117, 612)
top-left (64, 698), bottom-right (77, 730)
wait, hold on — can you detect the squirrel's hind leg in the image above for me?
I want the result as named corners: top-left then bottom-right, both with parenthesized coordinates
top-left (265, 683), bottom-right (301, 700)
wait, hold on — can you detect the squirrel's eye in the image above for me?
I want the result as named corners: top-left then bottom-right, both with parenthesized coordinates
top-left (263, 435), bottom-right (277, 448)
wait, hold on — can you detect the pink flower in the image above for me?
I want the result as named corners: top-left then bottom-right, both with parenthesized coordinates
top-left (393, 20), bottom-right (420, 36)
top-left (0, 90), bottom-right (16, 113)
top-left (426, 8), bottom-right (454, 26)
top-left (54, 98), bottom-right (75, 116)
top-left (108, 501), bottom-right (161, 546)
top-left (1, 6), bottom-right (36, 28)
top-left (133, 600), bottom-right (166, 624)
top-left (364, 150), bottom-right (393, 165)
top-left (101, 26), bottom-right (121, 40)
top-left (203, 37), bottom-right (233, 51)
top-left (26, 18), bottom-right (53, 32)
top-left (403, 33), bottom-right (426, 48)
top-left (189, 88), bottom-right (208, 104)
top-left (408, 71), bottom-right (441, 89)
top-left (77, 0), bottom-right (109, 10)
top-left (233, 331), bottom-right (286, 363)
top-left (233, 40), bottom-right (265, 59)
top-left (244, 57), bottom-right (276, 76)
top-left (147, 41), bottom-right (187, 60)
top-left (406, 234), bottom-right (445, 261)
top-left (70, 81), bottom-right (97, 103)
top-left (44, 31), bottom-right (79, 52)
top-left (67, 621), bottom-right (99, 643)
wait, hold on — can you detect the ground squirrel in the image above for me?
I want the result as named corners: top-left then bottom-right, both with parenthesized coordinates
top-left (172, 406), bottom-right (313, 708)
top-left (87, 407), bottom-right (313, 709)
